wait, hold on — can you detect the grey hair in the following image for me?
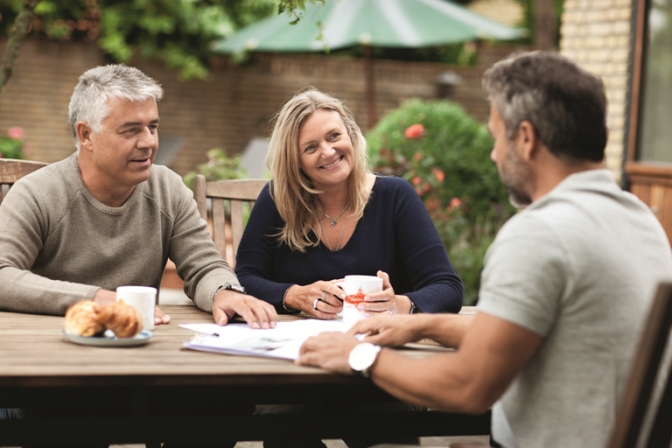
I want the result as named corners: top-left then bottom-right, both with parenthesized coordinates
top-left (482, 51), bottom-right (607, 162)
top-left (68, 64), bottom-right (164, 149)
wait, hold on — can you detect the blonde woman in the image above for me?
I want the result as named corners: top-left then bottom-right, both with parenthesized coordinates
top-left (235, 88), bottom-right (462, 318)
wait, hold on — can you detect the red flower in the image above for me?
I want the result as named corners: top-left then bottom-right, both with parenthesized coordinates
top-left (411, 176), bottom-right (421, 186)
top-left (432, 167), bottom-right (445, 182)
top-left (448, 197), bottom-right (462, 212)
top-left (413, 152), bottom-right (423, 161)
top-left (7, 127), bottom-right (24, 139)
top-left (405, 124), bottom-right (425, 139)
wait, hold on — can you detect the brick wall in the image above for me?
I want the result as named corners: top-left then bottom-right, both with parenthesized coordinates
top-left (560, 0), bottom-right (633, 182)
top-left (0, 39), bottom-right (517, 176)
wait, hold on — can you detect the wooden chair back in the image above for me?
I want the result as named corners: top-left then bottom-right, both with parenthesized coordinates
top-left (0, 159), bottom-right (48, 205)
top-left (193, 174), bottom-right (267, 267)
top-left (607, 281), bottom-right (672, 448)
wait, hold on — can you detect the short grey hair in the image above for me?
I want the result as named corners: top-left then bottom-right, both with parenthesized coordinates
top-left (68, 64), bottom-right (164, 149)
top-left (482, 51), bottom-right (607, 162)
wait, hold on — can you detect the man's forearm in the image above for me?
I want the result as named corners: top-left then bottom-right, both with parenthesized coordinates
top-left (0, 266), bottom-right (99, 315)
top-left (414, 313), bottom-right (474, 348)
top-left (369, 349), bottom-right (486, 413)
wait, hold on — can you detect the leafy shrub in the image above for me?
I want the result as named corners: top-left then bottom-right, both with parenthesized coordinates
top-left (183, 148), bottom-right (248, 190)
top-left (0, 127), bottom-right (27, 159)
top-left (367, 99), bottom-right (515, 305)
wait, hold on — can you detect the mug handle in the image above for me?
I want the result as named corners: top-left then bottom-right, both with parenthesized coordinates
top-left (334, 281), bottom-right (345, 300)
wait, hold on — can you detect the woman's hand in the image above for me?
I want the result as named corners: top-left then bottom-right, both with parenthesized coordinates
top-left (284, 280), bottom-right (345, 319)
top-left (357, 271), bottom-right (413, 316)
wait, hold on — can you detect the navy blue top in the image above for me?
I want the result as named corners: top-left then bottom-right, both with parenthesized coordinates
top-left (235, 176), bottom-right (463, 313)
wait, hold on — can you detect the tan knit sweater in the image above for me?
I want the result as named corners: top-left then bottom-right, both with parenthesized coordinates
top-left (0, 153), bottom-right (237, 315)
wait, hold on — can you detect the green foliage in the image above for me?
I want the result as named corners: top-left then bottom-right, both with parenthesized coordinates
top-left (183, 148), bottom-right (248, 190)
top-left (367, 99), bottom-right (515, 304)
top-left (277, 0), bottom-right (324, 25)
top-left (0, 126), bottom-right (26, 159)
top-left (0, 0), bottom-right (280, 80)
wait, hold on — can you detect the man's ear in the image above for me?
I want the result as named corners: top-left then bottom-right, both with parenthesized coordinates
top-left (515, 120), bottom-right (539, 161)
top-left (76, 122), bottom-right (93, 152)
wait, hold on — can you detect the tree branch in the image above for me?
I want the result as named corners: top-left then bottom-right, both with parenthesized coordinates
top-left (0, 0), bottom-right (40, 92)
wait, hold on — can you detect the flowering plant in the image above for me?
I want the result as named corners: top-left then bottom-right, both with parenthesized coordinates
top-left (367, 99), bottom-right (515, 305)
top-left (0, 127), bottom-right (26, 159)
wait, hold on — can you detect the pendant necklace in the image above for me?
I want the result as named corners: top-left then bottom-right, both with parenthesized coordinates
top-left (318, 205), bottom-right (351, 251)
top-left (319, 202), bottom-right (351, 228)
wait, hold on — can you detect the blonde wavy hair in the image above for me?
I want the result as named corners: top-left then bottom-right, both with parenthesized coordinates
top-left (266, 88), bottom-right (370, 253)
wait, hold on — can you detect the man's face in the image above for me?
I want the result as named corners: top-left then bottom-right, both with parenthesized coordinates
top-left (488, 104), bottom-right (534, 208)
top-left (88, 96), bottom-right (159, 190)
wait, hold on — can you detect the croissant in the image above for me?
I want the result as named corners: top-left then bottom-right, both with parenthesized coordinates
top-left (97, 299), bottom-right (143, 338)
top-left (64, 301), bottom-right (105, 337)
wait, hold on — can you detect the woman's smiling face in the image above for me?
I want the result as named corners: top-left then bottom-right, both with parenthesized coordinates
top-left (298, 109), bottom-right (354, 191)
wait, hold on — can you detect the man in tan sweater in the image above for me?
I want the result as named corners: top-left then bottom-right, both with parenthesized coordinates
top-left (0, 64), bottom-right (276, 330)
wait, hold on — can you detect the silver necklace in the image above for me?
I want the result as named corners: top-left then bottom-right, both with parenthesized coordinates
top-left (319, 202), bottom-right (351, 228)
top-left (318, 205), bottom-right (351, 251)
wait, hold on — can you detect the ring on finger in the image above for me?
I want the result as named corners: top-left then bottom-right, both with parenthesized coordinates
top-left (321, 291), bottom-right (328, 302)
top-left (388, 309), bottom-right (393, 315)
top-left (313, 298), bottom-right (320, 310)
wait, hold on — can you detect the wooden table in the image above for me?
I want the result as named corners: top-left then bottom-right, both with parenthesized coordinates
top-left (0, 305), bottom-right (488, 446)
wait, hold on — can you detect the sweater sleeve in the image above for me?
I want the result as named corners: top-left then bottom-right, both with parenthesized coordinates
top-left (235, 185), bottom-right (295, 312)
top-left (0, 180), bottom-right (99, 315)
top-left (391, 179), bottom-right (463, 313)
top-left (166, 175), bottom-right (239, 313)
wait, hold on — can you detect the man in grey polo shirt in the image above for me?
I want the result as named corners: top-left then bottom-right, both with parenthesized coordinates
top-left (297, 51), bottom-right (672, 448)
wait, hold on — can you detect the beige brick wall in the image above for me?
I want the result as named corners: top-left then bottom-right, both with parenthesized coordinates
top-left (560, 0), bottom-right (633, 182)
top-left (0, 39), bottom-right (519, 177)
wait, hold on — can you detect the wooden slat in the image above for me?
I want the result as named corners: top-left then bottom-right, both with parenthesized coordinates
top-left (0, 158), bottom-right (48, 183)
top-left (0, 159), bottom-right (48, 204)
top-left (192, 178), bottom-right (267, 266)
top-left (205, 179), bottom-right (267, 200)
top-left (211, 198), bottom-right (227, 259)
top-left (193, 173), bottom-right (207, 221)
top-left (230, 199), bottom-right (245, 260)
top-left (607, 282), bottom-right (672, 448)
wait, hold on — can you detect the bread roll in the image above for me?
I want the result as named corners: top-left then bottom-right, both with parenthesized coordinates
top-left (64, 301), bottom-right (105, 337)
top-left (97, 299), bottom-right (143, 338)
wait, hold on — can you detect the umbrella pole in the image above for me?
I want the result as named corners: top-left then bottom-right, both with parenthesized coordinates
top-left (364, 44), bottom-right (376, 129)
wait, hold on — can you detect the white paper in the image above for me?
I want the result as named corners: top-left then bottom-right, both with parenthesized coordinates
top-left (180, 319), bottom-right (352, 360)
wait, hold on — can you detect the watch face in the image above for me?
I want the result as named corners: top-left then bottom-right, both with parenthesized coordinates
top-left (349, 343), bottom-right (381, 373)
top-left (224, 283), bottom-right (246, 294)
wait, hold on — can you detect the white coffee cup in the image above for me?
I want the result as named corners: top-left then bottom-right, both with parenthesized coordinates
top-left (116, 286), bottom-right (156, 331)
top-left (337, 275), bottom-right (383, 325)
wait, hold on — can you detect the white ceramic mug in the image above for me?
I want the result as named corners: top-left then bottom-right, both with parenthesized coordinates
top-left (116, 286), bottom-right (156, 331)
top-left (337, 275), bottom-right (383, 325)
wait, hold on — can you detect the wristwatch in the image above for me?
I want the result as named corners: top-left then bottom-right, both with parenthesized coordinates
top-left (216, 283), bottom-right (246, 295)
top-left (409, 299), bottom-right (418, 314)
top-left (348, 342), bottom-right (381, 378)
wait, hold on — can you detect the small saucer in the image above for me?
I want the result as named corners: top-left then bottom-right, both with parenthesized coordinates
top-left (63, 329), bottom-right (153, 347)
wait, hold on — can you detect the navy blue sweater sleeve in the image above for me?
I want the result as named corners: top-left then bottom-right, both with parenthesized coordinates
top-left (235, 184), bottom-right (295, 309)
top-left (390, 178), bottom-right (463, 313)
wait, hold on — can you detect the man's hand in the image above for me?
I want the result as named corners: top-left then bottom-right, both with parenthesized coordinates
top-left (347, 314), bottom-right (424, 347)
top-left (297, 332), bottom-right (360, 374)
top-left (213, 290), bottom-right (277, 329)
top-left (154, 306), bottom-right (171, 325)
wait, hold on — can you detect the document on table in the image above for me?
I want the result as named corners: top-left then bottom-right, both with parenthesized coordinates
top-left (181, 319), bottom-right (352, 361)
